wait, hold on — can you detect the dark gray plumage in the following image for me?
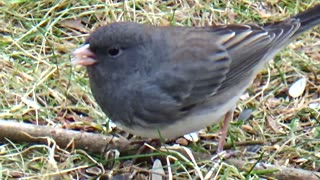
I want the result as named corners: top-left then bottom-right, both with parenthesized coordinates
top-left (72, 4), bottom-right (320, 139)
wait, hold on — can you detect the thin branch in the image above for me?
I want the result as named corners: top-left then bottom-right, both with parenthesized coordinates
top-left (226, 158), bottom-right (320, 180)
top-left (0, 119), bottom-right (132, 154)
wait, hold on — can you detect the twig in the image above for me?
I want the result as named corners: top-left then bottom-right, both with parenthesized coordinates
top-left (226, 158), bottom-right (320, 180)
top-left (0, 119), bottom-right (132, 154)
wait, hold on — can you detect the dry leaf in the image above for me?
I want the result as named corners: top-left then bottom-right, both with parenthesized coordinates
top-left (175, 137), bottom-right (189, 146)
top-left (241, 125), bottom-right (256, 134)
top-left (59, 19), bottom-right (88, 33)
top-left (266, 116), bottom-right (281, 133)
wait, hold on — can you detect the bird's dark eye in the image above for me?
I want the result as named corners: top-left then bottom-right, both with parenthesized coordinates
top-left (107, 47), bottom-right (121, 57)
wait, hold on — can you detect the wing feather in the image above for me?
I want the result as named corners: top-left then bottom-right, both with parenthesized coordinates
top-left (130, 21), bottom-right (301, 127)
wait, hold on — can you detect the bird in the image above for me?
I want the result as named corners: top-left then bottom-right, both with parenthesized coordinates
top-left (72, 4), bottom-right (320, 152)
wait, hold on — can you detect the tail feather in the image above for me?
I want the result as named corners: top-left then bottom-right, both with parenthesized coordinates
top-left (293, 4), bottom-right (320, 36)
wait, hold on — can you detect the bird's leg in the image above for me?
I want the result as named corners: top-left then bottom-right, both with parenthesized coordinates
top-left (217, 111), bottom-right (233, 153)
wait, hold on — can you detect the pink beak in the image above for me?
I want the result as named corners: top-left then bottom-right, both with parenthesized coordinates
top-left (72, 44), bottom-right (97, 66)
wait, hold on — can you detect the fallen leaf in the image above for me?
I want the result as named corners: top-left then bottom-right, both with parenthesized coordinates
top-left (175, 137), bottom-right (189, 146)
top-left (59, 19), bottom-right (88, 33)
top-left (266, 116), bottom-right (281, 133)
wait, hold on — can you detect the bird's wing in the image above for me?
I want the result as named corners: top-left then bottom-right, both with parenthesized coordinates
top-left (159, 22), bottom-right (299, 102)
top-left (130, 31), bottom-right (233, 126)
top-left (214, 22), bottom-right (300, 91)
top-left (130, 22), bottom-right (300, 127)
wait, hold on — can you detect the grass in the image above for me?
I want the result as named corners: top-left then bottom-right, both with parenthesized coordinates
top-left (0, 0), bottom-right (319, 179)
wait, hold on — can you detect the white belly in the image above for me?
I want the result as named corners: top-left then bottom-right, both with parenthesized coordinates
top-left (116, 61), bottom-right (268, 138)
top-left (117, 94), bottom-right (240, 138)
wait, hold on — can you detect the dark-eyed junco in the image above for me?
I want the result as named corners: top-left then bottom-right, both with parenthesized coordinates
top-left (72, 4), bottom-right (320, 151)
